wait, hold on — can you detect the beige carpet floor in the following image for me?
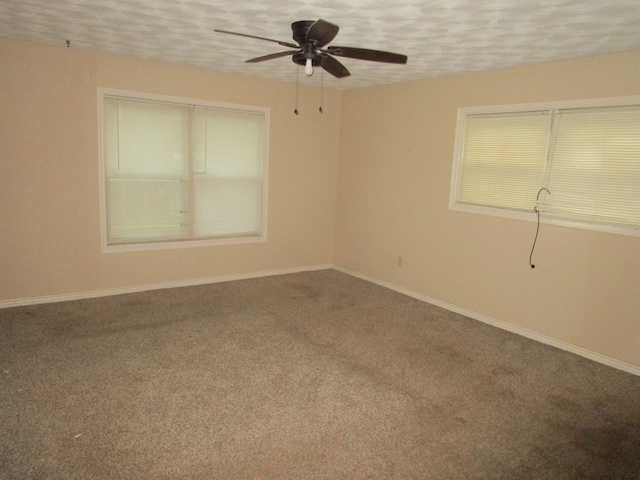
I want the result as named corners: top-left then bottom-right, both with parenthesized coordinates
top-left (1, 269), bottom-right (639, 479)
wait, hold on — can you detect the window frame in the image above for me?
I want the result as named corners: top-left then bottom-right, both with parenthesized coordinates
top-left (450, 95), bottom-right (640, 237)
top-left (97, 87), bottom-right (270, 253)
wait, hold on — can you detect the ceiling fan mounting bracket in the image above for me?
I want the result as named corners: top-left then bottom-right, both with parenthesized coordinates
top-left (291, 20), bottom-right (315, 45)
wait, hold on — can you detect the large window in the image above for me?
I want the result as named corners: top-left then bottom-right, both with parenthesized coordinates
top-left (450, 96), bottom-right (640, 236)
top-left (99, 89), bottom-right (269, 252)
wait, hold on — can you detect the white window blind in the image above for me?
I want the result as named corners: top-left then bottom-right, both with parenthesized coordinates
top-left (456, 111), bottom-right (551, 212)
top-left (192, 107), bottom-right (264, 237)
top-left (101, 92), bottom-right (267, 250)
top-left (451, 98), bottom-right (640, 235)
top-left (104, 98), bottom-right (190, 243)
top-left (543, 105), bottom-right (640, 229)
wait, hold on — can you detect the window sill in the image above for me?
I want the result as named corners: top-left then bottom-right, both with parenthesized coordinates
top-left (101, 233), bottom-right (266, 254)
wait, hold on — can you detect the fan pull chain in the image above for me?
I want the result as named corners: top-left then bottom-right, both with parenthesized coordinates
top-left (319, 68), bottom-right (324, 113)
top-left (294, 66), bottom-right (300, 115)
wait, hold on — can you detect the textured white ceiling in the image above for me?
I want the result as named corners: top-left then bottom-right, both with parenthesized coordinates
top-left (2, 0), bottom-right (640, 90)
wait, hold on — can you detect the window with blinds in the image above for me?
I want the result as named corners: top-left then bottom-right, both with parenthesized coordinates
top-left (99, 89), bottom-right (268, 252)
top-left (450, 97), bottom-right (640, 236)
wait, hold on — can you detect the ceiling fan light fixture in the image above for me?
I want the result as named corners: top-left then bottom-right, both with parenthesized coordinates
top-left (304, 58), bottom-right (314, 76)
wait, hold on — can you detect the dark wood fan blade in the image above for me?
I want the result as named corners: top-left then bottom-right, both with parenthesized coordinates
top-left (246, 51), bottom-right (299, 63)
top-left (326, 46), bottom-right (408, 64)
top-left (214, 29), bottom-right (298, 49)
top-left (321, 54), bottom-right (350, 78)
top-left (306, 19), bottom-right (339, 47)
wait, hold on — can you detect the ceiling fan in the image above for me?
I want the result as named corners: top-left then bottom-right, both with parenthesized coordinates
top-left (214, 19), bottom-right (408, 79)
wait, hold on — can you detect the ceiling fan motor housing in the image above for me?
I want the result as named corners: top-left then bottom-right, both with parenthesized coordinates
top-left (291, 20), bottom-right (314, 44)
top-left (291, 21), bottom-right (322, 67)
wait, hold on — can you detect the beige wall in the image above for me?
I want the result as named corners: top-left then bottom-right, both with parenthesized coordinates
top-left (2, 36), bottom-right (639, 369)
top-left (0, 38), bottom-right (341, 300)
top-left (335, 50), bottom-right (640, 368)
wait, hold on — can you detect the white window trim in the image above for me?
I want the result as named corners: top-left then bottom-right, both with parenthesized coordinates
top-left (450, 95), bottom-right (640, 237)
top-left (97, 87), bottom-right (270, 253)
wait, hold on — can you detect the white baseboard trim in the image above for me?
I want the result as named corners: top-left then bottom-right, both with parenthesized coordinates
top-left (0, 264), bottom-right (334, 309)
top-left (334, 266), bottom-right (640, 377)
top-left (4, 263), bottom-right (639, 377)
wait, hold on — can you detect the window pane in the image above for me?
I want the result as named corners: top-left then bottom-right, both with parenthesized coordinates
top-left (104, 98), bottom-right (190, 243)
top-left (456, 111), bottom-right (551, 212)
top-left (101, 92), bottom-right (267, 249)
top-left (451, 98), bottom-right (640, 236)
top-left (545, 105), bottom-right (640, 228)
top-left (107, 179), bottom-right (188, 241)
top-left (193, 107), bottom-right (264, 237)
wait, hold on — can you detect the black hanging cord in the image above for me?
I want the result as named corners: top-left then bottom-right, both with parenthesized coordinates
top-left (529, 187), bottom-right (551, 268)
